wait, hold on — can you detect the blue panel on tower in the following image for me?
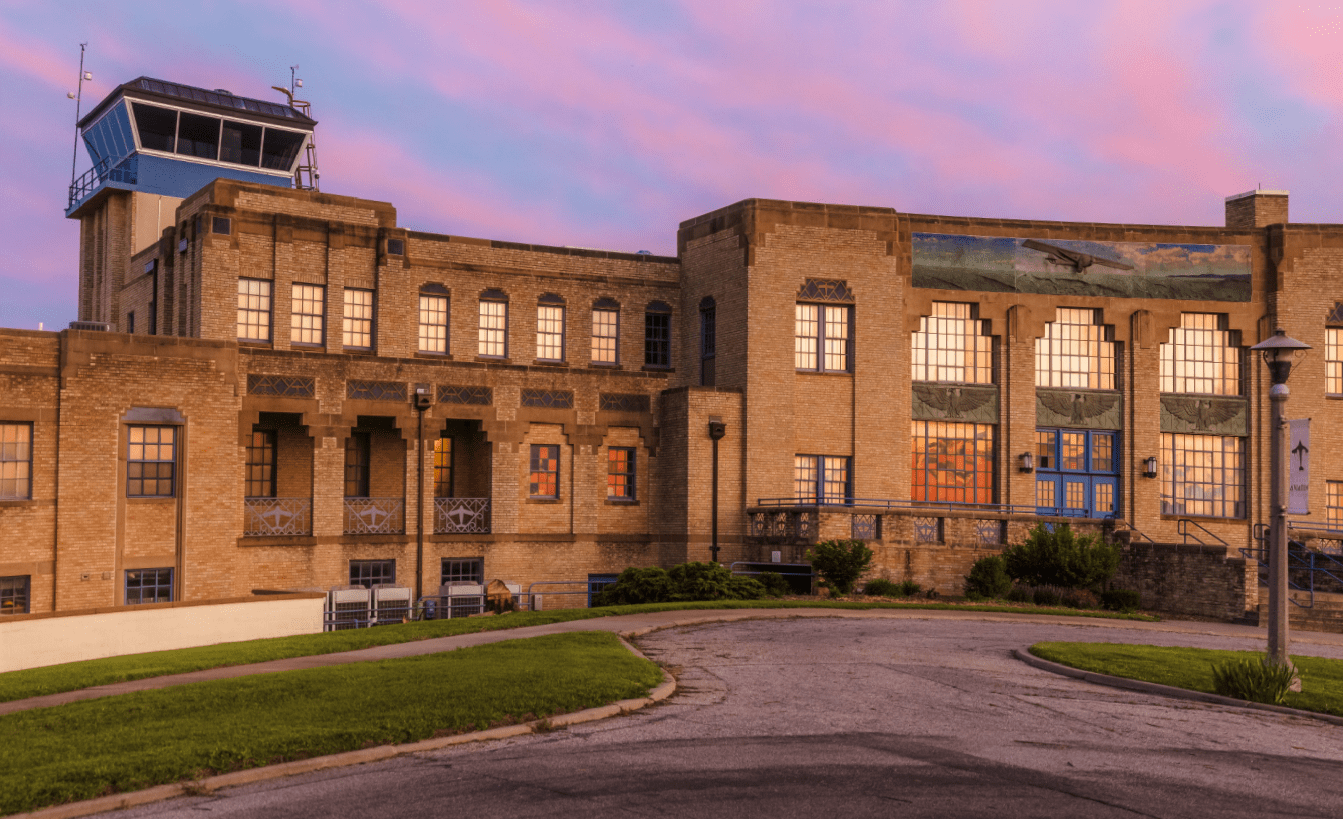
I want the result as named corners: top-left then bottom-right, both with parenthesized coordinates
top-left (132, 154), bottom-right (285, 198)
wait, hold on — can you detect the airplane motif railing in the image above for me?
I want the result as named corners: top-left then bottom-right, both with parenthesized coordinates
top-left (344, 498), bottom-right (405, 534)
top-left (244, 498), bottom-right (311, 536)
top-left (434, 498), bottom-right (491, 534)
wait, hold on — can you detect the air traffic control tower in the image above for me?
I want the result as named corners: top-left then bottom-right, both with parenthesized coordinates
top-left (65, 77), bottom-right (316, 329)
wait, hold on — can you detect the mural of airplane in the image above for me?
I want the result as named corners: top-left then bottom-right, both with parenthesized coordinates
top-left (1022, 239), bottom-right (1136, 274)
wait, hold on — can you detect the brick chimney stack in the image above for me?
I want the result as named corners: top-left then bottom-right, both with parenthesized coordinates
top-left (1225, 189), bottom-right (1289, 229)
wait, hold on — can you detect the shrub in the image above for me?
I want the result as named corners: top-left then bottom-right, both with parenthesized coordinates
top-left (806, 539), bottom-right (874, 595)
top-left (924, 588), bottom-right (940, 600)
top-left (593, 562), bottom-right (768, 606)
top-left (592, 567), bottom-right (672, 606)
top-left (727, 576), bottom-right (768, 600)
top-left (1032, 587), bottom-right (1062, 607)
top-left (1006, 586), bottom-right (1032, 604)
top-left (899, 580), bottom-right (922, 597)
top-left (756, 571), bottom-right (791, 598)
top-left (667, 561), bottom-right (735, 602)
top-left (1060, 589), bottom-right (1099, 610)
top-left (864, 578), bottom-right (901, 597)
top-left (1099, 589), bottom-right (1142, 613)
top-left (1002, 523), bottom-right (1120, 590)
top-left (1212, 656), bottom-right (1301, 704)
top-left (964, 555), bottom-right (1013, 600)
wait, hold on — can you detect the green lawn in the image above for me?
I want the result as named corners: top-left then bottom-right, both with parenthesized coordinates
top-left (1029, 642), bottom-right (1343, 717)
top-left (0, 632), bottom-right (663, 817)
top-left (0, 599), bottom-right (1154, 704)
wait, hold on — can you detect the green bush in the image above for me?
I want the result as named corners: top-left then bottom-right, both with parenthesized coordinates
top-left (592, 567), bottom-right (672, 606)
top-left (1060, 589), bottom-right (1099, 610)
top-left (863, 578), bottom-right (901, 597)
top-left (593, 563), bottom-right (768, 606)
top-left (727, 576), bottom-right (768, 600)
top-left (899, 580), bottom-right (922, 597)
top-left (1033, 587), bottom-right (1062, 607)
top-left (1002, 523), bottom-right (1120, 590)
top-left (1006, 586), bottom-right (1032, 603)
top-left (1212, 655), bottom-right (1301, 704)
top-left (1099, 589), bottom-right (1142, 613)
top-left (667, 561), bottom-right (735, 602)
top-left (806, 539), bottom-right (874, 595)
top-left (964, 555), bottom-right (1013, 600)
top-left (756, 571), bottom-right (791, 598)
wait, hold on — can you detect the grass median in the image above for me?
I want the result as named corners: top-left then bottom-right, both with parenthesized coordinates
top-left (1, 599), bottom-right (1156, 704)
top-left (0, 631), bottom-right (663, 817)
top-left (1029, 642), bottom-right (1343, 717)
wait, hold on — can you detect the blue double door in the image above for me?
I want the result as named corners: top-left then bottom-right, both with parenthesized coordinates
top-left (1035, 428), bottom-right (1118, 519)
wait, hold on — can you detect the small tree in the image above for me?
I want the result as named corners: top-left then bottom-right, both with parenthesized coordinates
top-left (964, 554), bottom-right (1013, 599)
top-left (1002, 522), bottom-right (1119, 590)
top-left (806, 539), bottom-right (874, 595)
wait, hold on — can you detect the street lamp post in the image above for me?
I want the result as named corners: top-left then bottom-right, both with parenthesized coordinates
top-left (1249, 328), bottom-right (1310, 668)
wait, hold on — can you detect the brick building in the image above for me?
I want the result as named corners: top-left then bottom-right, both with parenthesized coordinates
top-left (4, 77), bottom-right (1341, 620)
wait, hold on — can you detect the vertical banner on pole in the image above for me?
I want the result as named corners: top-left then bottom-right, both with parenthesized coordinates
top-left (1288, 419), bottom-right (1310, 515)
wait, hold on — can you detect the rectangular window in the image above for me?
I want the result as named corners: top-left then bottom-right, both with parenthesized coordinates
top-left (441, 557), bottom-right (484, 586)
top-left (127, 425), bottom-right (176, 497)
top-left (795, 304), bottom-right (818, 369)
top-left (1328, 329), bottom-right (1342, 396)
top-left (1161, 433), bottom-right (1245, 518)
top-left (344, 432), bottom-right (370, 498)
top-left (245, 430), bottom-right (276, 498)
top-left (349, 560), bottom-right (395, 589)
top-left (1036, 479), bottom-right (1055, 509)
top-left (0, 576), bottom-right (29, 615)
top-left (237, 278), bottom-right (272, 342)
top-left (434, 437), bottom-right (452, 497)
top-left (419, 294), bottom-right (449, 354)
top-left (700, 302), bottom-right (716, 386)
top-left (1035, 430), bottom-right (1056, 470)
top-left (290, 283), bottom-right (325, 346)
top-left (530, 444), bottom-right (560, 499)
top-left (592, 309), bottom-right (619, 364)
top-left (795, 304), bottom-right (850, 372)
top-left (794, 455), bottom-right (851, 504)
top-left (125, 568), bottom-right (173, 604)
top-left (1328, 481), bottom-right (1343, 528)
top-left (607, 447), bottom-right (636, 500)
top-left (537, 305), bottom-right (565, 361)
top-left (645, 312), bottom-right (671, 368)
top-left (0, 423), bottom-right (32, 500)
top-left (911, 421), bottom-right (994, 504)
top-left (343, 288), bottom-right (374, 350)
top-left (127, 312), bottom-right (135, 334)
top-left (478, 299), bottom-right (507, 358)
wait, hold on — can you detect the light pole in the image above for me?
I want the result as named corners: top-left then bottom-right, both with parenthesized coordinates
top-left (1249, 328), bottom-right (1310, 668)
top-left (708, 419), bottom-right (726, 564)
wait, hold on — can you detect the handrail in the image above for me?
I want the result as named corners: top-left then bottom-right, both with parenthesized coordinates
top-left (1176, 518), bottom-right (1228, 548)
top-left (752, 497), bottom-right (1107, 519)
top-left (1111, 519), bottom-right (1155, 544)
top-left (727, 561), bottom-right (815, 577)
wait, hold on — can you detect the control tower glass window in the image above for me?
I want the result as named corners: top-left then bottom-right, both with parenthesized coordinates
top-left (176, 112), bottom-right (221, 160)
top-left (261, 129), bottom-right (305, 171)
top-left (132, 103), bottom-right (177, 152)
top-left (221, 121), bottom-right (262, 166)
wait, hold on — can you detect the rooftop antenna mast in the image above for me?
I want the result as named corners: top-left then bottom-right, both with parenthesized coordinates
top-left (67, 43), bottom-right (92, 189)
top-left (272, 63), bottom-right (320, 192)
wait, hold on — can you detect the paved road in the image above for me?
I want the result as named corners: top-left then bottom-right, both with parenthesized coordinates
top-left (89, 616), bottom-right (1343, 818)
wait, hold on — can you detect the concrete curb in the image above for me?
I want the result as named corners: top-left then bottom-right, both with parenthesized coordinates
top-left (1013, 648), bottom-right (1343, 727)
top-left (14, 650), bottom-right (676, 819)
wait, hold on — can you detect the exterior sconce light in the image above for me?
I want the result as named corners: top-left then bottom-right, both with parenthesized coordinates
top-left (1142, 456), bottom-right (1158, 478)
top-left (1018, 453), bottom-right (1034, 473)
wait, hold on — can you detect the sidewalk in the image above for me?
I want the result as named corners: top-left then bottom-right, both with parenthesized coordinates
top-left (5, 607), bottom-right (1342, 717)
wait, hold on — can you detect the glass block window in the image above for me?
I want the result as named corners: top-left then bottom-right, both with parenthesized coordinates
top-left (911, 420), bottom-right (994, 504)
top-left (0, 575), bottom-right (28, 615)
top-left (344, 432), bottom-right (370, 498)
top-left (607, 447), bottom-right (636, 500)
top-left (1035, 307), bottom-right (1114, 389)
top-left (419, 294), bottom-right (449, 354)
top-left (795, 304), bottom-right (851, 372)
top-left (537, 305), bottom-right (565, 361)
top-left (911, 302), bottom-right (993, 383)
top-left (237, 278), bottom-right (271, 342)
top-left (592, 309), bottom-right (619, 364)
top-left (1328, 329), bottom-right (1342, 396)
top-left (794, 455), bottom-right (851, 503)
top-left (290, 283), bottom-right (325, 346)
top-left (350, 560), bottom-right (395, 588)
top-left (1328, 481), bottom-right (1343, 528)
top-left (442, 557), bottom-right (483, 586)
top-left (434, 437), bottom-right (452, 497)
top-left (245, 430), bottom-right (276, 498)
top-left (125, 568), bottom-right (173, 604)
top-left (127, 426), bottom-right (176, 497)
top-left (1159, 313), bottom-right (1241, 395)
top-left (343, 288), bottom-right (374, 350)
top-left (1161, 433), bottom-right (1245, 518)
top-left (530, 444), bottom-right (560, 499)
top-left (478, 298), bottom-right (507, 358)
top-left (0, 423), bottom-right (32, 500)
top-left (645, 309), bottom-right (671, 368)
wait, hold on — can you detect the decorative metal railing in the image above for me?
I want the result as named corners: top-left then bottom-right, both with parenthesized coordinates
top-left (747, 509), bottom-right (818, 544)
top-left (434, 498), bottom-right (491, 534)
top-left (68, 154), bottom-right (138, 208)
top-left (244, 498), bottom-right (312, 536)
top-left (343, 498), bottom-right (405, 534)
top-left (752, 497), bottom-right (1098, 518)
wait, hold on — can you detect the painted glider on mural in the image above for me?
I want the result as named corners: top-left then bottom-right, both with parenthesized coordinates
top-left (1022, 239), bottom-right (1135, 274)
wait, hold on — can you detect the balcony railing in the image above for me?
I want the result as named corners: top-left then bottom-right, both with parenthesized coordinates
top-left (344, 497), bottom-right (405, 534)
top-left (244, 498), bottom-right (312, 536)
top-left (434, 497), bottom-right (491, 534)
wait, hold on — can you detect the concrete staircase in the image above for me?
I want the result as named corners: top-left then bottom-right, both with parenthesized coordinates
top-left (1255, 590), bottom-right (1343, 634)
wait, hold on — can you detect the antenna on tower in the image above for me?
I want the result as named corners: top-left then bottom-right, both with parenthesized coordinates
top-left (272, 64), bottom-right (320, 192)
top-left (68, 43), bottom-right (92, 189)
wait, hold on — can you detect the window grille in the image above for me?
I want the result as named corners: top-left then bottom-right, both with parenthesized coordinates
top-left (911, 420), bottom-right (994, 504)
top-left (1035, 307), bottom-right (1114, 389)
top-left (851, 514), bottom-right (881, 540)
top-left (344, 432), bottom-right (370, 497)
top-left (913, 516), bottom-right (942, 543)
top-left (127, 426), bottom-right (176, 497)
top-left (537, 304), bottom-right (565, 361)
top-left (419, 294), bottom-right (449, 354)
top-left (794, 455), bottom-right (850, 503)
top-left (599, 393), bottom-right (650, 412)
top-left (530, 444), bottom-right (560, 498)
top-left (592, 308), bottom-right (619, 364)
top-left (125, 568), bottom-right (173, 604)
top-left (645, 309), bottom-right (671, 368)
top-left (0, 423), bottom-right (32, 500)
top-left (520, 389), bottom-right (574, 409)
top-left (0, 575), bottom-right (29, 615)
top-left (608, 447), bottom-right (636, 500)
top-left (247, 374), bottom-right (315, 398)
top-left (1328, 329), bottom-right (1342, 396)
top-left (346, 380), bottom-right (407, 402)
top-left (911, 302), bottom-right (992, 383)
top-left (343, 288), bottom-right (374, 350)
top-left (442, 557), bottom-right (483, 586)
top-left (245, 430), bottom-right (276, 498)
top-left (1160, 433), bottom-right (1245, 518)
top-left (434, 438), bottom-right (452, 497)
top-left (290, 283), bottom-right (325, 346)
top-left (237, 279), bottom-right (271, 342)
top-left (974, 519), bottom-right (1002, 546)
top-left (349, 560), bottom-right (395, 588)
top-left (478, 298), bottom-right (507, 357)
top-left (437, 385), bottom-right (492, 405)
top-left (1159, 313), bottom-right (1241, 395)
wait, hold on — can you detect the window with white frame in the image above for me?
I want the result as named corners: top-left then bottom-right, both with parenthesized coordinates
top-left (343, 288), bottom-right (374, 350)
top-left (795, 304), bottom-right (851, 372)
top-left (1035, 307), bottom-right (1114, 389)
top-left (478, 292), bottom-right (508, 358)
top-left (794, 455), bottom-right (851, 504)
top-left (290, 283), bottom-right (325, 346)
top-left (592, 301), bottom-right (619, 365)
top-left (1328, 328), bottom-right (1342, 396)
top-left (537, 295), bottom-right (565, 362)
top-left (1159, 313), bottom-right (1241, 395)
top-left (237, 278), bottom-right (271, 342)
top-left (419, 292), bottom-right (449, 354)
top-left (911, 302), bottom-right (993, 383)
top-left (0, 423), bottom-right (32, 500)
top-left (1160, 433), bottom-right (1245, 518)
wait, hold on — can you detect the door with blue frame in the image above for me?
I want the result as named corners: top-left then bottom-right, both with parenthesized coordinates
top-left (1035, 429), bottom-right (1118, 519)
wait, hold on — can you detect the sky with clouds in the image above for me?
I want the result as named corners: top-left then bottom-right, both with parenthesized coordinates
top-left (3, 0), bottom-right (1343, 329)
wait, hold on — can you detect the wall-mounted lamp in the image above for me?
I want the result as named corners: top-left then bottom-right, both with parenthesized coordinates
top-left (1018, 453), bottom-right (1034, 473)
top-left (1142, 456), bottom-right (1158, 478)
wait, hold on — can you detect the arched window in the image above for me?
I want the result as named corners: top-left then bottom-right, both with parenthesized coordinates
top-left (644, 300), bottom-right (672, 369)
top-left (591, 297), bottom-right (620, 365)
top-left (477, 289), bottom-right (508, 358)
top-left (537, 293), bottom-right (566, 362)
